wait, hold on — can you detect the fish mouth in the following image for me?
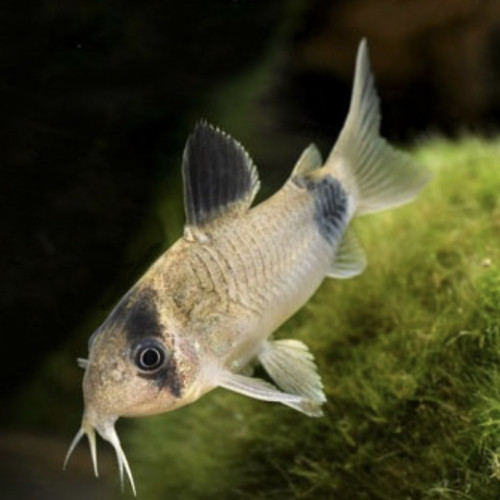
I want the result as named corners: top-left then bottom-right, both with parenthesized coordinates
top-left (63, 413), bottom-right (137, 496)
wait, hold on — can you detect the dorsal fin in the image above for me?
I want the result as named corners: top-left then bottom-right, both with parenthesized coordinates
top-left (182, 122), bottom-right (260, 228)
top-left (291, 143), bottom-right (323, 177)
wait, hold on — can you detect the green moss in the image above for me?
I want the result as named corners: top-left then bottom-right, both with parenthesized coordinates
top-left (117, 137), bottom-right (500, 499)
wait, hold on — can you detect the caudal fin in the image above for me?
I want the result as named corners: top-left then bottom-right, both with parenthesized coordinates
top-left (326, 39), bottom-right (430, 216)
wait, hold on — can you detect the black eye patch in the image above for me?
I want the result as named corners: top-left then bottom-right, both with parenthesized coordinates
top-left (94, 287), bottom-right (164, 348)
top-left (131, 339), bottom-right (182, 398)
top-left (123, 288), bottom-right (163, 343)
top-left (139, 366), bottom-right (182, 398)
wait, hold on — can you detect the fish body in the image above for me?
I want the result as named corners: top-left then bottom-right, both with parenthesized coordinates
top-left (162, 177), bottom-right (340, 367)
top-left (85, 167), bottom-right (340, 419)
top-left (65, 40), bottom-right (429, 494)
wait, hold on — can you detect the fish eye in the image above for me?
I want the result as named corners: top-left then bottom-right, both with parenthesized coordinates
top-left (133, 340), bottom-right (167, 372)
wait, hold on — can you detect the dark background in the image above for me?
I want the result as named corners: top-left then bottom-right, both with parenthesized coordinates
top-left (2, 0), bottom-right (500, 497)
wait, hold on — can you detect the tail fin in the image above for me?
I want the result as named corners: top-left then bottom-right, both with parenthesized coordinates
top-left (326, 39), bottom-right (430, 216)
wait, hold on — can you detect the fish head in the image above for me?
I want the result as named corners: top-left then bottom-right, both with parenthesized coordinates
top-left (65, 285), bottom-right (203, 494)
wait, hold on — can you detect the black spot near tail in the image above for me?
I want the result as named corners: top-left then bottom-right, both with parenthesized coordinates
top-left (294, 175), bottom-right (349, 245)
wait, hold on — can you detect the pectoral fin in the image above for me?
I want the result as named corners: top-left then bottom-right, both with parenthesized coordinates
top-left (258, 339), bottom-right (326, 404)
top-left (217, 371), bottom-right (323, 417)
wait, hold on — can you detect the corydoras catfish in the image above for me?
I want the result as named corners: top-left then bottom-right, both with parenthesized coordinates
top-left (65, 40), bottom-right (429, 494)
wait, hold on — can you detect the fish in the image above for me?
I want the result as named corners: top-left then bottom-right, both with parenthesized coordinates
top-left (64, 39), bottom-right (429, 494)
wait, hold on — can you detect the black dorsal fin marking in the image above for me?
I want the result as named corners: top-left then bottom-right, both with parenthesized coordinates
top-left (294, 174), bottom-right (349, 246)
top-left (182, 121), bottom-right (260, 228)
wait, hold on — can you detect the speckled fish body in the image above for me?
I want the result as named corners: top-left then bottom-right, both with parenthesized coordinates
top-left (147, 177), bottom-right (343, 379)
top-left (65, 40), bottom-right (429, 495)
